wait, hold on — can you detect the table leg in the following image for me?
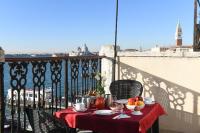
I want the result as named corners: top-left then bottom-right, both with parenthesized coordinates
top-left (152, 118), bottom-right (159, 133)
top-left (147, 118), bottom-right (159, 133)
top-left (147, 127), bottom-right (152, 133)
top-left (69, 128), bottom-right (77, 133)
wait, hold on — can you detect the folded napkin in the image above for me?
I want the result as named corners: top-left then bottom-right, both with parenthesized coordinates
top-left (113, 114), bottom-right (131, 119)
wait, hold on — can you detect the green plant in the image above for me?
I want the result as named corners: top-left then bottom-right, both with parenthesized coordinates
top-left (95, 72), bottom-right (106, 96)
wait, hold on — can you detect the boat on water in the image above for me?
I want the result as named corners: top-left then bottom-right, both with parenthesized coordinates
top-left (6, 88), bottom-right (52, 105)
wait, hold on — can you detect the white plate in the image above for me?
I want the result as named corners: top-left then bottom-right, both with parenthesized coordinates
top-left (132, 111), bottom-right (143, 115)
top-left (144, 101), bottom-right (155, 105)
top-left (115, 99), bottom-right (128, 104)
top-left (73, 108), bottom-right (87, 112)
top-left (94, 110), bottom-right (114, 115)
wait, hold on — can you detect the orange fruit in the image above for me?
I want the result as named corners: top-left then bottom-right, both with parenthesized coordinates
top-left (137, 101), bottom-right (144, 106)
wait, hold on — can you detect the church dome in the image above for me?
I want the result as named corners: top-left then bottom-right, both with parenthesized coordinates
top-left (81, 44), bottom-right (89, 53)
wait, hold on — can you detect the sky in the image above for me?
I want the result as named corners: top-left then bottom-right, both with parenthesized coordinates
top-left (0, 0), bottom-right (194, 53)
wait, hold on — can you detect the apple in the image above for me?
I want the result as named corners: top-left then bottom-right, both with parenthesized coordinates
top-left (135, 96), bottom-right (139, 101)
top-left (135, 96), bottom-right (143, 101)
top-left (128, 98), bottom-right (135, 105)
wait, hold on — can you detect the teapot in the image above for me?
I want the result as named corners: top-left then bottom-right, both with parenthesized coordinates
top-left (105, 94), bottom-right (112, 107)
top-left (81, 96), bottom-right (91, 108)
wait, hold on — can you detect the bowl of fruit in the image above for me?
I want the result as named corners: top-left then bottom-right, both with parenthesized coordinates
top-left (127, 96), bottom-right (145, 110)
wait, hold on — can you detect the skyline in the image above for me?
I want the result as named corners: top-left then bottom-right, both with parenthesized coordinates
top-left (0, 0), bottom-right (194, 53)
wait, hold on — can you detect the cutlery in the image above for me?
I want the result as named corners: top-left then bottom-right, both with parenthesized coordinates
top-left (113, 114), bottom-right (131, 119)
top-left (112, 115), bottom-right (120, 119)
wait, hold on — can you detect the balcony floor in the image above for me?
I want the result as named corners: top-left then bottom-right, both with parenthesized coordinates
top-left (4, 128), bottom-right (183, 133)
top-left (160, 129), bottom-right (183, 133)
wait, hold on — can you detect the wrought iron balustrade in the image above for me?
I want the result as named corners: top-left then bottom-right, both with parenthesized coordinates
top-left (0, 55), bottom-right (103, 133)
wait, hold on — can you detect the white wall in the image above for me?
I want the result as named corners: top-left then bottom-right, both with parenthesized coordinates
top-left (117, 52), bottom-right (200, 133)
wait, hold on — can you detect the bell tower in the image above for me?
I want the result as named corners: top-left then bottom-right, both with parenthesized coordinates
top-left (175, 21), bottom-right (183, 47)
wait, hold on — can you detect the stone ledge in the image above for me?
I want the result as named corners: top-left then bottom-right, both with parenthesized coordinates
top-left (118, 51), bottom-right (200, 58)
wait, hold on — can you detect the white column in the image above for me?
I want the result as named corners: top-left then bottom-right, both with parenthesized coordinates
top-left (99, 45), bottom-right (120, 94)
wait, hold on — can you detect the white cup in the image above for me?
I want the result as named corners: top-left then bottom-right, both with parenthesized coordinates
top-left (144, 97), bottom-right (153, 104)
top-left (73, 103), bottom-right (86, 111)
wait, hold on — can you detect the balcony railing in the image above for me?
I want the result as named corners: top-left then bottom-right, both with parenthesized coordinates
top-left (0, 55), bottom-right (104, 133)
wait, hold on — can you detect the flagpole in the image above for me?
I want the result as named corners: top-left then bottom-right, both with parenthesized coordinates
top-left (113, 0), bottom-right (118, 81)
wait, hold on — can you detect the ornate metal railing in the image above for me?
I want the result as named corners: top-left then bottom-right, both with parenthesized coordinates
top-left (0, 55), bottom-right (103, 133)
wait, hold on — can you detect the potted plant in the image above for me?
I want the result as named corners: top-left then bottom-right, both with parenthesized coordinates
top-left (95, 72), bottom-right (106, 96)
top-left (94, 72), bottom-right (106, 109)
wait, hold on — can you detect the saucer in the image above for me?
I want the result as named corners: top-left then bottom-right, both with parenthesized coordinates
top-left (132, 111), bottom-right (143, 115)
top-left (144, 101), bottom-right (155, 105)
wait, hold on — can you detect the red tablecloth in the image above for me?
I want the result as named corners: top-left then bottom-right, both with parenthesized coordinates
top-left (54, 103), bottom-right (166, 133)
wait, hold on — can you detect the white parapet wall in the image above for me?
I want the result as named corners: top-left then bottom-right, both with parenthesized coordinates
top-left (99, 45), bottom-right (116, 94)
top-left (101, 45), bottom-right (200, 133)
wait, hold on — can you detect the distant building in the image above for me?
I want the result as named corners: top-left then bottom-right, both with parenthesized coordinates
top-left (69, 44), bottom-right (94, 56)
top-left (124, 49), bottom-right (138, 52)
top-left (151, 45), bottom-right (169, 52)
top-left (175, 21), bottom-right (183, 47)
top-left (52, 53), bottom-right (68, 57)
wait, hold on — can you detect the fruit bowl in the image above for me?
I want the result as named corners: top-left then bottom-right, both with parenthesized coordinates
top-left (127, 97), bottom-right (145, 110)
top-left (126, 104), bottom-right (136, 111)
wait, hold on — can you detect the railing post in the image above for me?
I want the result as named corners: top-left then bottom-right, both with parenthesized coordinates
top-left (64, 59), bottom-right (68, 108)
top-left (0, 63), bottom-right (4, 133)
